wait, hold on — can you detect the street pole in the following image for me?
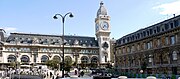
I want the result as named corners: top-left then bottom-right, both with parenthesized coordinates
top-left (53, 12), bottom-right (73, 78)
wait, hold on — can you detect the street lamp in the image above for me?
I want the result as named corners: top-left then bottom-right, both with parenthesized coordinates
top-left (53, 12), bottom-right (73, 78)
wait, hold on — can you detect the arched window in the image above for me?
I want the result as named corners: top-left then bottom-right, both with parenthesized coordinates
top-left (91, 57), bottom-right (98, 63)
top-left (81, 56), bottom-right (88, 64)
top-left (53, 55), bottom-right (61, 62)
top-left (21, 55), bottom-right (30, 62)
top-left (41, 55), bottom-right (49, 62)
top-left (7, 55), bottom-right (16, 62)
top-left (65, 56), bottom-right (72, 64)
top-left (172, 51), bottom-right (177, 60)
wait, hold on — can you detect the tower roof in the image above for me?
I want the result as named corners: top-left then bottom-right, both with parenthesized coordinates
top-left (97, 1), bottom-right (107, 17)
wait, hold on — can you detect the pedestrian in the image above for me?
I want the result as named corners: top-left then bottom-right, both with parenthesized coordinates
top-left (50, 72), bottom-right (53, 78)
top-left (75, 70), bottom-right (77, 75)
top-left (80, 71), bottom-right (84, 77)
top-left (55, 74), bottom-right (59, 79)
top-left (47, 72), bottom-right (49, 77)
top-left (52, 75), bottom-right (54, 79)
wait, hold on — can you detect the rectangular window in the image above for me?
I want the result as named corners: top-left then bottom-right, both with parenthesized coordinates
top-left (127, 47), bottom-right (130, 53)
top-left (165, 37), bottom-right (169, 45)
top-left (123, 48), bottom-right (125, 53)
top-left (137, 44), bottom-right (140, 50)
top-left (147, 42), bottom-right (150, 49)
top-left (149, 55), bottom-right (152, 62)
top-left (143, 43), bottom-right (146, 49)
top-left (170, 36), bottom-right (175, 45)
top-left (131, 45), bottom-right (135, 52)
top-left (165, 24), bottom-right (169, 30)
top-left (150, 29), bottom-right (153, 35)
top-left (118, 49), bottom-right (121, 54)
top-left (157, 26), bottom-right (160, 32)
top-left (157, 39), bottom-right (160, 46)
top-left (174, 20), bottom-right (179, 27)
top-left (171, 23), bottom-right (174, 28)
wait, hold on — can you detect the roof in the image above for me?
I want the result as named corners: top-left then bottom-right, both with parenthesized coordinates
top-left (6, 32), bottom-right (98, 47)
top-left (97, 1), bottom-right (107, 17)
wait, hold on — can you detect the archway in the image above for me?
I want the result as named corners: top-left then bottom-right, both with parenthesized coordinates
top-left (81, 56), bottom-right (89, 63)
top-left (21, 55), bottom-right (30, 62)
top-left (90, 56), bottom-right (98, 68)
top-left (64, 56), bottom-right (72, 65)
top-left (7, 55), bottom-right (16, 62)
top-left (41, 55), bottom-right (49, 63)
top-left (53, 55), bottom-right (61, 62)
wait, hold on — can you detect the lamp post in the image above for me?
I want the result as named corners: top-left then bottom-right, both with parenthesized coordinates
top-left (53, 12), bottom-right (73, 78)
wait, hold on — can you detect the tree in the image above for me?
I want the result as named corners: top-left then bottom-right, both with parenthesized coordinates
top-left (46, 59), bottom-right (60, 69)
top-left (64, 56), bottom-right (73, 72)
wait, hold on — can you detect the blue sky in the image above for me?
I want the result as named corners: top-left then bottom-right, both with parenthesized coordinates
top-left (0, 0), bottom-right (180, 39)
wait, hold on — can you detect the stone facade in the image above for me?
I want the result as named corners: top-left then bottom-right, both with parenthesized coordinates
top-left (115, 15), bottom-right (180, 75)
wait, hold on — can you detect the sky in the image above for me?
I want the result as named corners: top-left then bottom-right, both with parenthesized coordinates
top-left (0, 0), bottom-right (180, 39)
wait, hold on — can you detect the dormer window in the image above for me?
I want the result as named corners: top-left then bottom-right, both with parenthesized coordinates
top-left (143, 31), bottom-right (146, 37)
top-left (165, 24), bottom-right (169, 30)
top-left (154, 29), bottom-right (156, 34)
top-left (174, 20), bottom-right (179, 27)
top-left (170, 23), bottom-right (174, 28)
top-left (157, 26), bottom-right (160, 32)
top-left (150, 29), bottom-right (153, 35)
top-left (147, 31), bottom-right (149, 36)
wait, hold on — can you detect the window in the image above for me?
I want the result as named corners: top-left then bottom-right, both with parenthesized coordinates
top-left (123, 48), bottom-right (125, 53)
top-left (137, 33), bottom-right (140, 39)
top-left (147, 31), bottom-right (149, 36)
top-left (170, 36), bottom-right (175, 45)
top-left (154, 29), bottom-right (156, 34)
top-left (137, 44), bottom-right (140, 50)
top-left (143, 43), bottom-right (146, 49)
top-left (172, 51), bottom-right (177, 60)
top-left (165, 24), bottom-right (169, 30)
top-left (131, 45), bottom-right (135, 52)
top-left (105, 56), bottom-right (107, 62)
top-left (170, 23), bottom-right (174, 28)
top-left (157, 26), bottom-right (160, 32)
top-left (157, 39), bottom-right (160, 46)
top-left (165, 37), bottom-right (169, 45)
top-left (118, 49), bottom-right (122, 54)
top-left (150, 29), bottom-right (153, 35)
top-left (161, 26), bottom-right (165, 32)
top-left (143, 31), bottom-right (146, 37)
top-left (174, 20), bottom-right (179, 27)
top-left (127, 47), bottom-right (130, 53)
top-left (149, 55), bottom-right (153, 62)
top-left (147, 42), bottom-right (151, 49)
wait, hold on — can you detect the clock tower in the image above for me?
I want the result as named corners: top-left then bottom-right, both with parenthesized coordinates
top-left (95, 1), bottom-right (111, 64)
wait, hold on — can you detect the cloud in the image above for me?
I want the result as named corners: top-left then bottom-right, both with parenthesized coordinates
top-left (153, 0), bottom-right (180, 15)
top-left (0, 27), bottom-right (17, 35)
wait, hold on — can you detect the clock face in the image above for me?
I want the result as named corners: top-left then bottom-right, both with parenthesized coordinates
top-left (96, 23), bottom-right (99, 31)
top-left (101, 21), bottom-right (109, 30)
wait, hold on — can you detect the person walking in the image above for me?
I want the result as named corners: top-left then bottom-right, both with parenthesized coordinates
top-left (80, 71), bottom-right (84, 77)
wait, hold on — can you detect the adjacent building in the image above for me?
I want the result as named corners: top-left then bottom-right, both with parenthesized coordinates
top-left (115, 15), bottom-right (180, 75)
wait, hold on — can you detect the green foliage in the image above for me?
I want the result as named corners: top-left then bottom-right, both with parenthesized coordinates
top-left (138, 74), bottom-right (141, 78)
top-left (142, 74), bottom-right (145, 78)
top-left (171, 74), bottom-right (176, 79)
top-left (46, 59), bottom-right (60, 69)
top-left (133, 74), bottom-right (136, 78)
top-left (158, 74), bottom-right (162, 78)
